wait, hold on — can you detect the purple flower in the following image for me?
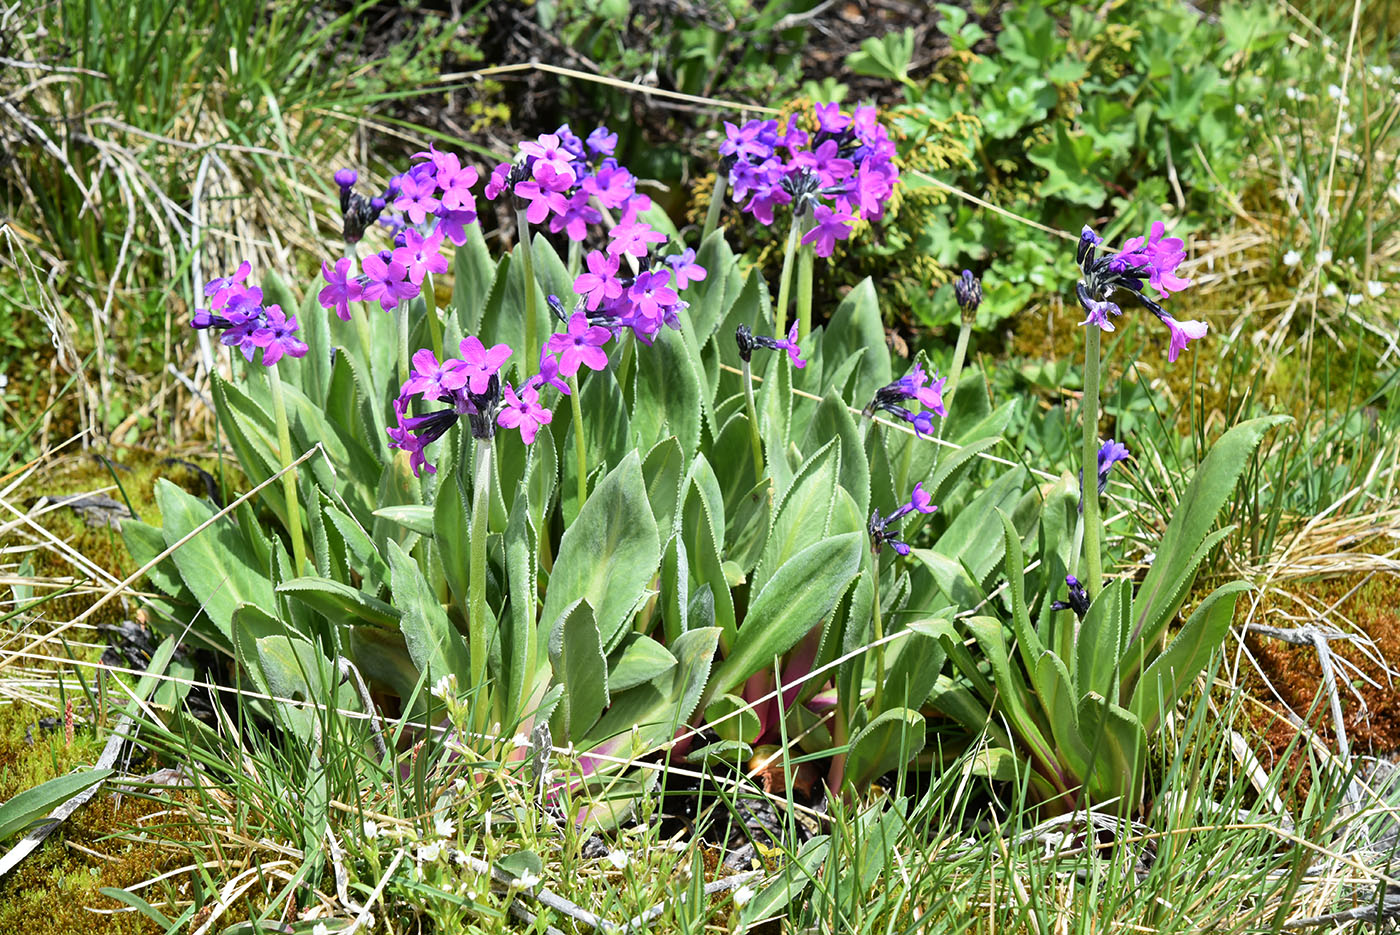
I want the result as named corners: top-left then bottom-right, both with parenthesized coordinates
top-left (1097, 438), bottom-right (1130, 493)
top-left (334, 168), bottom-right (358, 190)
top-left (814, 102), bottom-right (852, 134)
top-left (574, 251), bottom-right (623, 311)
top-left (388, 404), bottom-right (459, 477)
top-left (793, 139), bottom-right (854, 188)
top-left (665, 249), bottom-right (708, 291)
top-left (484, 163), bottom-right (512, 201)
top-left (546, 313), bottom-right (612, 377)
top-left (520, 133), bottom-right (578, 184)
top-left (719, 120), bottom-right (776, 162)
top-left (868, 483), bottom-right (938, 556)
top-left (393, 174), bottom-right (440, 226)
top-left (361, 253), bottom-right (418, 311)
top-left (549, 190), bottom-right (602, 242)
top-left (1051, 575), bottom-right (1091, 617)
top-left (586, 126), bottom-right (618, 155)
top-left (908, 482), bottom-right (936, 514)
top-left (393, 228), bottom-right (448, 286)
top-left (1161, 314), bottom-right (1208, 362)
top-left (531, 346), bottom-right (571, 396)
top-left (318, 258), bottom-right (362, 322)
top-left (744, 186), bottom-right (792, 227)
top-left (801, 204), bottom-right (855, 258)
top-left (438, 164), bottom-right (479, 213)
top-left (204, 260), bottom-right (252, 305)
top-left (1079, 296), bottom-right (1121, 331)
top-left (773, 322), bottom-right (806, 369)
top-left (514, 180), bottom-right (558, 225)
top-left (582, 164), bottom-right (634, 210)
top-left (628, 269), bottom-right (680, 327)
top-left (915, 372), bottom-right (947, 417)
top-left (400, 349), bottom-right (468, 401)
top-left (607, 218), bottom-right (666, 259)
top-left (1119, 222), bottom-right (1191, 297)
top-left (457, 336), bottom-right (513, 394)
top-left (497, 383), bottom-right (553, 444)
top-left (244, 304), bottom-right (308, 366)
top-left (434, 208), bottom-right (478, 246)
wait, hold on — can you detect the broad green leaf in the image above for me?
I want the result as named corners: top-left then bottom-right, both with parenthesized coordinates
top-left (541, 451), bottom-right (660, 654)
top-left (705, 532), bottom-right (862, 705)
top-left (1075, 577), bottom-right (1132, 701)
top-left (704, 693), bottom-right (760, 745)
top-left (641, 436), bottom-right (684, 537)
top-left (876, 626), bottom-right (945, 715)
top-left (550, 599), bottom-right (609, 739)
top-left (501, 481), bottom-right (538, 722)
top-left (753, 439), bottom-right (840, 594)
top-left (372, 505), bottom-right (434, 535)
top-left (277, 577), bottom-right (400, 628)
top-left (155, 480), bottom-right (272, 646)
top-left (0, 769), bottom-right (114, 840)
top-left (632, 327), bottom-right (704, 456)
top-left (800, 387), bottom-right (870, 517)
top-left (1128, 416), bottom-right (1287, 661)
top-left (585, 627), bottom-right (720, 757)
top-left (739, 836), bottom-right (830, 929)
top-left (1078, 691), bottom-right (1147, 811)
top-left (388, 540), bottom-right (471, 688)
top-left (607, 633), bottom-right (676, 693)
top-left (845, 708), bottom-right (926, 790)
top-left (1129, 581), bottom-right (1248, 733)
top-left (820, 278), bottom-right (890, 406)
top-left (680, 455), bottom-right (737, 647)
top-left (687, 230), bottom-right (742, 351)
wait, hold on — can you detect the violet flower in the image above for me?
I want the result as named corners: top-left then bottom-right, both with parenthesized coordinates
top-left (735, 323), bottom-right (806, 369)
top-left (866, 363), bottom-right (947, 437)
top-left (318, 258), bottom-right (362, 322)
top-left (497, 383), bottom-right (553, 444)
top-left (1076, 222), bottom-right (1206, 362)
top-left (546, 313), bottom-right (612, 377)
top-left (1050, 575), bottom-right (1091, 618)
top-left (192, 263), bottom-right (306, 367)
top-left (868, 483), bottom-right (938, 555)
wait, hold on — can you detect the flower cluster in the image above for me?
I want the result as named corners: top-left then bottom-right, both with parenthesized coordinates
top-left (192, 262), bottom-right (307, 366)
top-left (1076, 222), bottom-right (1206, 362)
top-left (563, 244), bottom-right (705, 347)
top-left (868, 483), bottom-right (937, 555)
top-left (334, 169), bottom-right (389, 245)
top-left (734, 323), bottom-right (806, 369)
top-left (387, 338), bottom-right (556, 476)
top-left (483, 124), bottom-right (648, 244)
top-left (865, 363), bottom-right (947, 437)
top-left (719, 104), bottom-right (899, 257)
top-left (954, 269), bottom-right (982, 316)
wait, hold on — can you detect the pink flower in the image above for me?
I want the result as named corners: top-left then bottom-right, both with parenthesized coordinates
top-left (400, 349), bottom-right (468, 402)
top-left (800, 204), bottom-right (855, 258)
top-left (458, 336), bottom-right (513, 393)
top-left (317, 258), bottom-right (362, 322)
top-left (574, 251), bottom-right (622, 311)
top-left (393, 174), bottom-right (440, 226)
top-left (1161, 314), bottom-right (1207, 362)
top-left (497, 383), bottom-right (553, 444)
top-left (393, 228), bottom-right (448, 285)
top-left (546, 313), bottom-right (611, 377)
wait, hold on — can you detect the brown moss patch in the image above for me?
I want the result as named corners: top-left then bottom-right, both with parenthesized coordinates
top-left (1235, 567), bottom-right (1400, 801)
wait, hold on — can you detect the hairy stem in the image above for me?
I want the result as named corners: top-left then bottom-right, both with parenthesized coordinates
top-left (796, 232), bottom-right (815, 342)
top-left (701, 172), bottom-right (727, 245)
top-left (518, 210), bottom-right (538, 380)
top-left (741, 358), bottom-right (765, 481)
top-left (1081, 325), bottom-right (1104, 595)
top-left (569, 375), bottom-right (587, 509)
top-left (469, 438), bottom-right (494, 739)
top-left (773, 210), bottom-right (802, 337)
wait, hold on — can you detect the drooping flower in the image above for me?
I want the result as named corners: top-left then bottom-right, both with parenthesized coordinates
top-left (868, 484), bottom-right (938, 555)
top-left (1161, 314), bottom-right (1209, 363)
top-left (1097, 438), bottom-right (1130, 493)
top-left (734, 323), bottom-right (806, 369)
top-left (1050, 575), bottom-right (1091, 618)
top-left (865, 363), bottom-right (947, 436)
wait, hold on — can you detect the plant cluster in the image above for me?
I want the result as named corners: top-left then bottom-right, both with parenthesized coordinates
top-left (117, 92), bottom-right (1291, 850)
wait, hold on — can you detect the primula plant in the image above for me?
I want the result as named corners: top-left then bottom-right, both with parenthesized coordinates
top-left (125, 103), bottom-right (1281, 834)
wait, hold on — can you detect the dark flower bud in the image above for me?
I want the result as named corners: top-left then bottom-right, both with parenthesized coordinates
top-left (1050, 574), bottom-right (1091, 618)
top-left (735, 324), bottom-right (756, 363)
top-left (954, 270), bottom-right (982, 313)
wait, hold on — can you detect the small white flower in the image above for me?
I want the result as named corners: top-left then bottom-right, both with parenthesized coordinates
top-left (435, 815), bottom-right (456, 838)
top-left (454, 850), bottom-right (470, 867)
top-left (313, 924), bottom-right (329, 935)
top-left (1327, 83), bottom-right (1347, 102)
top-left (607, 849), bottom-right (629, 870)
top-left (733, 885), bottom-right (755, 908)
top-left (431, 673), bottom-right (457, 701)
top-left (1282, 250), bottom-right (1301, 267)
top-left (1285, 87), bottom-right (1303, 101)
top-left (418, 840), bottom-right (442, 862)
top-left (511, 732), bottom-right (532, 748)
top-left (1349, 293), bottom-right (1363, 306)
top-left (1367, 280), bottom-right (1386, 297)
top-left (513, 871), bottom-right (541, 889)
top-left (1342, 120), bottom-right (1356, 135)
top-left (1317, 249), bottom-right (1333, 265)
top-left (453, 777), bottom-right (468, 794)
top-left (1323, 282), bottom-right (1340, 297)
top-left (1234, 104), bottom-right (1247, 118)
top-left (363, 819), bottom-right (379, 840)
top-left (0, 373), bottom-right (8, 391)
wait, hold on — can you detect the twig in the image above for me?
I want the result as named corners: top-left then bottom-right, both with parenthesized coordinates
top-left (622, 870), bottom-right (761, 932)
top-left (339, 656), bottom-right (389, 761)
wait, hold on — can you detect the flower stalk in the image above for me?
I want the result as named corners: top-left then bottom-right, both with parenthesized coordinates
top-left (741, 358), bottom-right (765, 481)
top-left (795, 228), bottom-right (815, 342)
top-left (773, 208), bottom-right (803, 337)
top-left (267, 365), bottom-right (307, 575)
top-left (469, 438), bottom-right (494, 738)
top-left (1080, 325), bottom-right (1104, 595)
top-left (517, 210), bottom-right (539, 380)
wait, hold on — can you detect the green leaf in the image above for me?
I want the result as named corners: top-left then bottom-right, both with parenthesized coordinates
top-left (1027, 124), bottom-right (1108, 207)
top-left (584, 627), bottom-right (720, 756)
top-left (877, 626), bottom-right (945, 715)
top-left (0, 769), bottom-right (114, 840)
top-left (155, 480), bottom-right (272, 646)
top-left (1078, 691), bottom-right (1147, 810)
top-left (800, 387), bottom-right (870, 517)
top-left (1075, 577), bottom-right (1132, 701)
top-left (372, 505), bottom-right (434, 535)
top-left (277, 577), bottom-right (400, 628)
top-left (820, 278), bottom-right (891, 407)
top-left (632, 327), bottom-right (704, 456)
top-left (739, 836), bottom-right (830, 929)
top-left (1129, 582), bottom-right (1248, 733)
top-left (388, 540), bottom-right (471, 688)
top-left (1128, 416), bottom-right (1287, 662)
top-left (541, 451), bottom-right (660, 654)
top-left (608, 633), bottom-right (677, 693)
top-left (680, 455), bottom-right (737, 647)
top-left (753, 439), bottom-right (840, 595)
top-left (845, 708), bottom-right (926, 790)
top-left (705, 532), bottom-right (863, 705)
top-left (550, 599), bottom-right (609, 739)
top-left (705, 693), bottom-right (760, 745)
top-left (641, 436), bottom-right (684, 537)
